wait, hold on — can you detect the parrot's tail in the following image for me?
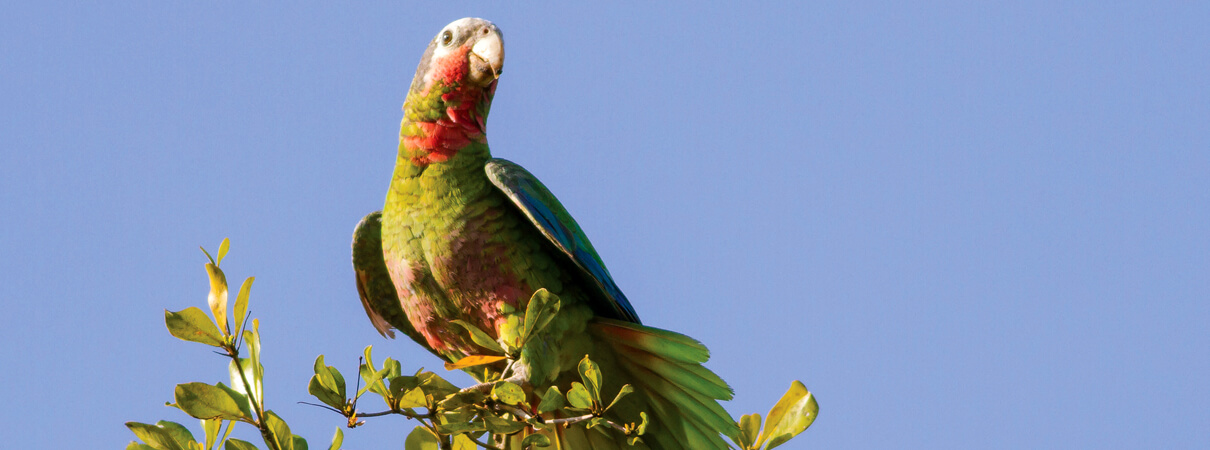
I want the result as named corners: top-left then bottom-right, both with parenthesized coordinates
top-left (575, 318), bottom-right (738, 450)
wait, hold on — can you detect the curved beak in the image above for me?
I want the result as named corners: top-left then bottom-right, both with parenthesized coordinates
top-left (468, 25), bottom-right (504, 86)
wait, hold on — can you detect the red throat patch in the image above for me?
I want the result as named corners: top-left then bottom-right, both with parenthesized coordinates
top-left (402, 44), bottom-right (494, 166)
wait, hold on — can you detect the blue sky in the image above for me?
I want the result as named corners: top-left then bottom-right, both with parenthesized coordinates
top-left (2, 2), bottom-right (1207, 448)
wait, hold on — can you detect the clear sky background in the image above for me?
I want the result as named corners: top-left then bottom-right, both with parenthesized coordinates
top-left (2, 2), bottom-right (1207, 448)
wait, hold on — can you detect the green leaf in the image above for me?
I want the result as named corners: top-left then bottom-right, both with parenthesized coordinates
top-left (492, 381), bottom-right (525, 406)
top-left (200, 245), bottom-right (216, 266)
top-left (404, 426), bottom-right (439, 450)
top-left (264, 411), bottom-right (293, 450)
top-left (756, 381), bottom-right (818, 450)
top-left (126, 442), bottom-right (158, 450)
top-left (443, 355), bottom-right (507, 371)
top-left (203, 419), bottom-right (221, 450)
top-left (126, 421), bottom-right (186, 450)
top-left (435, 419), bottom-right (487, 435)
top-left (483, 414), bottom-right (525, 434)
top-left (438, 390), bottom-right (485, 410)
top-left (233, 277), bottom-right (253, 334)
top-left (604, 384), bottom-right (633, 412)
top-left (308, 355), bottom-right (347, 410)
top-left (397, 386), bottom-right (428, 409)
top-left (291, 436), bottom-right (308, 450)
top-left (327, 427), bottom-right (343, 450)
top-left (417, 371), bottom-right (460, 398)
top-left (228, 359), bottom-right (261, 416)
top-left (173, 382), bottom-right (251, 421)
top-left (224, 438), bottom-right (258, 450)
top-left (450, 320), bottom-right (505, 354)
top-left (451, 434), bottom-right (477, 450)
top-left (217, 238), bottom-right (230, 266)
top-left (577, 356), bottom-right (603, 406)
top-left (536, 386), bottom-right (565, 414)
top-left (245, 321), bottom-right (263, 385)
top-left (156, 421), bottom-right (196, 448)
top-left (566, 382), bottom-right (593, 411)
top-left (205, 263), bottom-right (230, 335)
top-left (520, 288), bottom-right (561, 344)
top-left (735, 413), bottom-right (761, 449)
top-left (165, 307), bottom-right (224, 347)
top-left (520, 434), bottom-right (552, 448)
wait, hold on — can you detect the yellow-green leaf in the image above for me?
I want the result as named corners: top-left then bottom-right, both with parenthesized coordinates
top-left (757, 381), bottom-right (818, 450)
top-left (126, 421), bottom-right (186, 450)
top-left (217, 238), bottom-right (230, 266)
top-left (233, 277), bottom-right (253, 334)
top-left (443, 355), bottom-right (507, 371)
top-left (736, 413), bottom-right (761, 449)
top-left (224, 438), bottom-right (258, 450)
top-left (165, 307), bottom-right (224, 347)
top-left (327, 427), bottom-right (343, 450)
top-left (492, 381), bottom-right (525, 406)
top-left (173, 383), bottom-right (249, 421)
top-left (577, 355), bottom-right (602, 405)
top-left (205, 263), bottom-right (229, 335)
top-left (404, 426), bottom-right (439, 450)
top-left (521, 288), bottom-right (561, 343)
top-left (264, 411), bottom-right (293, 450)
top-left (521, 434), bottom-right (552, 448)
top-left (566, 382), bottom-right (593, 411)
top-left (537, 386), bottom-right (565, 413)
top-left (450, 320), bottom-right (505, 354)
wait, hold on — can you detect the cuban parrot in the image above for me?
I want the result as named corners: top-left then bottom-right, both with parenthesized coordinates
top-left (352, 17), bottom-right (736, 449)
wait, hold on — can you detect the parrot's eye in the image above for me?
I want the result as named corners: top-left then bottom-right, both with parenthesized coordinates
top-left (440, 30), bottom-right (454, 46)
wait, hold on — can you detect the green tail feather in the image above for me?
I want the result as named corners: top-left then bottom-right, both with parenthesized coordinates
top-left (589, 319), bottom-right (738, 450)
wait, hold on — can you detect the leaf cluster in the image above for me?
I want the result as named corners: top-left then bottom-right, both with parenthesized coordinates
top-left (127, 239), bottom-right (819, 450)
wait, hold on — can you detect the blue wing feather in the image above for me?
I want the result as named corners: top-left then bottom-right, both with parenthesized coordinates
top-left (485, 158), bottom-right (641, 324)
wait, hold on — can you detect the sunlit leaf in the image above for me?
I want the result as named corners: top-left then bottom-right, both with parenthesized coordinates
top-left (404, 426), bottom-right (439, 450)
top-left (537, 386), bottom-right (565, 413)
top-left (205, 263), bottom-right (229, 335)
top-left (200, 246), bottom-right (216, 266)
top-left (233, 277), bottom-right (253, 334)
top-left (203, 418), bottom-right (221, 450)
top-left (165, 307), bottom-right (224, 347)
top-left (397, 387), bottom-right (427, 409)
top-left (451, 434), bottom-right (477, 450)
top-left (126, 442), bottom-right (157, 450)
top-left (756, 381), bottom-right (818, 450)
top-left (224, 438), bottom-right (258, 450)
top-left (173, 382), bottom-right (250, 421)
top-left (521, 434), bottom-right (552, 448)
top-left (492, 381), bottom-right (525, 406)
top-left (577, 356), bottom-right (602, 405)
top-left (291, 436), bottom-right (308, 450)
top-left (227, 360), bottom-right (260, 417)
top-left (520, 288), bottom-right (561, 344)
top-left (605, 384), bottom-right (633, 412)
top-left (443, 354), bottom-right (507, 371)
top-left (450, 320), bottom-right (505, 354)
top-left (264, 411), bottom-right (293, 450)
top-left (566, 382), bottom-right (593, 411)
top-left (735, 413), bottom-right (761, 449)
top-left (483, 414), bottom-right (525, 434)
top-left (435, 419), bottom-right (487, 435)
top-left (217, 238), bottom-right (230, 266)
top-left (438, 390), bottom-right (484, 410)
top-left (308, 355), bottom-right (346, 410)
top-left (126, 421), bottom-right (186, 450)
top-left (327, 427), bottom-right (343, 450)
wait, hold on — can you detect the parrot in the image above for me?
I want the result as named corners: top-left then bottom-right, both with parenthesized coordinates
top-left (352, 17), bottom-right (736, 449)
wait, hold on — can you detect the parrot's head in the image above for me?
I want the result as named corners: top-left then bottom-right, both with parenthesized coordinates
top-left (399, 18), bottom-right (504, 166)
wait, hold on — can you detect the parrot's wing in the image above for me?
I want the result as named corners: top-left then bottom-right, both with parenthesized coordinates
top-left (486, 159), bottom-right (641, 324)
top-left (352, 211), bottom-right (432, 349)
